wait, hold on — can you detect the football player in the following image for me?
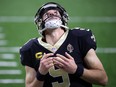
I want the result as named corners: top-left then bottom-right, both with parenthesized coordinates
top-left (19, 2), bottom-right (108, 87)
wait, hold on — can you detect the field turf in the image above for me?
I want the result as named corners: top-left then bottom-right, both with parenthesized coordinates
top-left (0, 0), bottom-right (116, 87)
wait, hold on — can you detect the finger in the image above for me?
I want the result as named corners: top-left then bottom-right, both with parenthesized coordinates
top-left (65, 52), bottom-right (73, 59)
top-left (41, 53), bottom-right (46, 60)
top-left (46, 58), bottom-right (54, 64)
top-left (53, 58), bottom-right (64, 68)
top-left (40, 58), bottom-right (54, 70)
top-left (53, 57), bottom-right (64, 65)
top-left (41, 53), bottom-right (54, 60)
top-left (56, 54), bottom-right (68, 62)
top-left (41, 57), bottom-right (53, 65)
top-left (53, 57), bottom-right (68, 68)
top-left (54, 64), bottom-right (63, 69)
top-left (45, 62), bottom-right (54, 69)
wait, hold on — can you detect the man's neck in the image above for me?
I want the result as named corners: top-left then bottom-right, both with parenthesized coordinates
top-left (45, 28), bottom-right (65, 46)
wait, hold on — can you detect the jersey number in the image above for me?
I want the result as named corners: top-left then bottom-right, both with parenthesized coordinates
top-left (49, 66), bottom-right (70, 87)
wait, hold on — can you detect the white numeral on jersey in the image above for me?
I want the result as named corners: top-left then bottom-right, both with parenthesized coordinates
top-left (49, 66), bottom-right (70, 87)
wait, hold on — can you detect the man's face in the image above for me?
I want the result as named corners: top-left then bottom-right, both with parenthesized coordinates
top-left (42, 9), bottom-right (61, 22)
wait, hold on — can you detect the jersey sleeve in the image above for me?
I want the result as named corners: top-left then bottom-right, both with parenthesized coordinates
top-left (19, 40), bottom-right (35, 68)
top-left (80, 29), bottom-right (97, 57)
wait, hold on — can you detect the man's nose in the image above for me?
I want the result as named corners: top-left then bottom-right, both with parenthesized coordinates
top-left (48, 13), bottom-right (55, 17)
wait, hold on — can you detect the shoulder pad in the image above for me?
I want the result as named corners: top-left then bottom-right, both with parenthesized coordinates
top-left (73, 27), bottom-right (90, 31)
top-left (71, 27), bottom-right (91, 37)
top-left (20, 38), bottom-right (37, 51)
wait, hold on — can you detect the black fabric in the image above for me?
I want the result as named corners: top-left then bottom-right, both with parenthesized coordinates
top-left (19, 29), bottom-right (96, 87)
top-left (74, 65), bottom-right (84, 77)
top-left (36, 71), bottom-right (46, 81)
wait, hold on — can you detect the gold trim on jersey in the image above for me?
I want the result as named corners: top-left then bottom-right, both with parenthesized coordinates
top-left (38, 30), bottom-right (69, 53)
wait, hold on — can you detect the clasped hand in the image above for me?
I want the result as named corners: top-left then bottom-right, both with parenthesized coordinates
top-left (39, 52), bottom-right (77, 75)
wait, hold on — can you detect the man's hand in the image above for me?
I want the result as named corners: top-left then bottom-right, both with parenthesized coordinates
top-left (53, 52), bottom-right (77, 74)
top-left (39, 53), bottom-right (54, 75)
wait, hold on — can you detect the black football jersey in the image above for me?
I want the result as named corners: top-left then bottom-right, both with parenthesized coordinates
top-left (20, 29), bottom-right (96, 87)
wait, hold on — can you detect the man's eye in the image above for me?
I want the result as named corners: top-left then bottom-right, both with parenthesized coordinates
top-left (44, 14), bottom-right (48, 18)
top-left (54, 11), bottom-right (57, 14)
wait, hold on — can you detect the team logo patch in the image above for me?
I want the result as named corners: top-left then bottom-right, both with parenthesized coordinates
top-left (35, 52), bottom-right (43, 59)
top-left (67, 44), bottom-right (74, 53)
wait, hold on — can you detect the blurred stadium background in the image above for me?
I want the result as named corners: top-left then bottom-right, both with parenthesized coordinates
top-left (0, 0), bottom-right (116, 87)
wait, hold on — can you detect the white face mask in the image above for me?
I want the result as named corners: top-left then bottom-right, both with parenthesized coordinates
top-left (44, 19), bottom-right (62, 29)
top-left (39, 19), bottom-right (68, 35)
